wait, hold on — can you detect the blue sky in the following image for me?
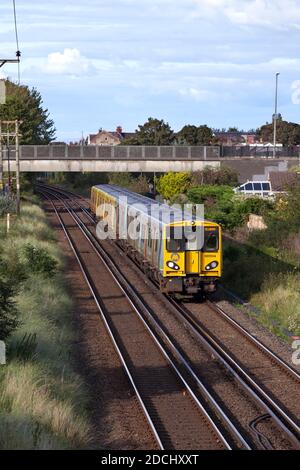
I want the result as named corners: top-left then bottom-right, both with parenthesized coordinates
top-left (1, 0), bottom-right (300, 141)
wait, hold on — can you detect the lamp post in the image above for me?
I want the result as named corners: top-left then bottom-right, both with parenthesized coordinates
top-left (273, 72), bottom-right (280, 158)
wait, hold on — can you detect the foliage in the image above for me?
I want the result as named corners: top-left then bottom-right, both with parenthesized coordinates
top-left (0, 201), bottom-right (92, 449)
top-left (187, 185), bottom-right (273, 230)
top-left (187, 184), bottom-right (234, 205)
top-left (258, 119), bottom-right (300, 146)
top-left (249, 181), bottom-right (300, 250)
top-left (22, 244), bottom-right (58, 278)
top-left (0, 276), bottom-right (19, 341)
top-left (108, 172), bottom-right (134, 188)
top-left (0, 80), bottom-right (56, 144)
top-left (192, 166), bottom-right (239, 187)
top-left (124, 117), bottom-right (175, 145)
top-left (0, 251), bottom-right (25, 341)
top-left (0, 195), bottom-right (16, 217)
top-left (155, 172), bottom-right (191, 202)
top-left (108, 173), bottom-right (151, 195)
top-left (177, 124), bottom-right (213, 145)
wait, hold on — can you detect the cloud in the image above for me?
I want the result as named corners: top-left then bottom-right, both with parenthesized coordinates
top-left (43, 48), bottom-right (96, 76)
top-left (192, 0), bottom-right (300, 30)
top-left (179, 87), bottom-right (215, 102)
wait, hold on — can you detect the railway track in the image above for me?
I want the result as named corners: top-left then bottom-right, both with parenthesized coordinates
top-left (38, 186), bottom-right (240, 450)
top-left (37, 183), bottom-right (300, 450)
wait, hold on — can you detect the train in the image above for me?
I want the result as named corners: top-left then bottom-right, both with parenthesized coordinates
top-left (90, 184), bottom-right (222, 296)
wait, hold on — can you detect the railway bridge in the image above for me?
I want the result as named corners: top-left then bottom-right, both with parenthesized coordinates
top-left (1, 145), bottom-right (297, 182)
top-left (2, 145), bottom-right (220, 173)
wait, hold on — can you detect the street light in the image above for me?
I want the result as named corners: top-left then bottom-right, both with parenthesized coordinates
top-left (273, 72), bottom-right (280, 158)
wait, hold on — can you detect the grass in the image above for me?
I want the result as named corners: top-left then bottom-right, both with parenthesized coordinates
top-left (0, 199), bottom-right (92, 449)
top-left (223, 237), bottom-right (300, 340)
top-left (251, 273), bottom-right (300, 338)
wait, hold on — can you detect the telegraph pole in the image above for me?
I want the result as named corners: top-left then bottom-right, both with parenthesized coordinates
top-left (15, 120), bottom-right (20, 214)
top-left (0, 121), bottom-right (3, 192)
top-left (0, 120), bottom-right (22, 214)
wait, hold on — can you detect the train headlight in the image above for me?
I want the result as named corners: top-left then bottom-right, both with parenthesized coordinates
top-left (205, 261), bottom-right (219, 271)
top-left (167, 261), bottom-right (180, 271)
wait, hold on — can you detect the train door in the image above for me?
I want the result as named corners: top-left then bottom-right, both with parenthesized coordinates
top-left (185, 225), bottom-right (201, 274)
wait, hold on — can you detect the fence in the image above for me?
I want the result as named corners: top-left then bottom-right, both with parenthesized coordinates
top-left (2, 145), bottom-right (221, 161)
top-left (221, 145), bottom-right (300, 158)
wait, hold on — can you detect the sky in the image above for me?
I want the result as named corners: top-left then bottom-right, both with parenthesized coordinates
top-left (1, 0), bottom-right (300, 142)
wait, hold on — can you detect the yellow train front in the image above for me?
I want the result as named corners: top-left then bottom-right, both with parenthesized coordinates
top-left (91, 184), bottom-right (222, 296)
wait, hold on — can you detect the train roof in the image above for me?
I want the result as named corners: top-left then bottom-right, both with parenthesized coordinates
top-left (93, 184), bottom-right (215, 226)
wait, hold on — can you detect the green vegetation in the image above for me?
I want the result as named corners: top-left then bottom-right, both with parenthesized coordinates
top-left (192, 166), bottom-right (239, 187)
top-left (0, 195), bottom-right (16, 217)
top-left (258, 118), bottom-right (300, 146)
top-left (222, 183), bottom-right (300, 338)
top-left (124, 117), bottom-right (175, 145)
top-left (176, 124), bottom-right (213, 145)
top-left (0, 80), bottom-right (56, 144)
top-left (0, 199), bottom-right (91, 449)
top-left (156, 172), bottom-right (191, 202)
top-left (154, 170), bottom-right (300, 339)
top-left (48, 171), bottom-right (151, 197)
top-left (188, 185), bottom-right (272, 230)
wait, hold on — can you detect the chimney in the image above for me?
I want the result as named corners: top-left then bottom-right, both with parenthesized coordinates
top-left (116, 126), bottom-right (123, 135)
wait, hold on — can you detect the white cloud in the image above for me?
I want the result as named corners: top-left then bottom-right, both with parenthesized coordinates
top-left (179, 87), bottom-right (215, 101)
top-left (192, 0), bottom-right (300, 30)
top-left (43, 48), bottom-right (96, 76)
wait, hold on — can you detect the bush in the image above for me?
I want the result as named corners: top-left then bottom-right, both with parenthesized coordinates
top-left (192, 166), bottom-right (239, 187)
top-left (0, 255), bottom-right (24, 341)
top-left (0, 195), bottom-right (16, 217)
top-left (156, 172), bottom-right (191, 202)
top-left (23, 244), bottom-right (58, 278)
top-left (0, 279), bottom-right (19, 341)
top-left (187, 185), bottom-right (273, 230)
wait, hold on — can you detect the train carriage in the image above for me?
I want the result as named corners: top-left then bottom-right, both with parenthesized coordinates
top-left (90, 184), bottom-right (222, 295)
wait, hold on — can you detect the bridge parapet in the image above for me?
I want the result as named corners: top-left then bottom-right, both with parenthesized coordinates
top-left (2, 145), bottom-right (220, 161)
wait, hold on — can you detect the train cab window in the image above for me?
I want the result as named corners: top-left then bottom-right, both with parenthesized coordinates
top-left (166, 227), bottom-right (185, 252)
top-left (204, 228), bottom-right (219, 252)
top-left (184, 226), bottom-right (203, 251)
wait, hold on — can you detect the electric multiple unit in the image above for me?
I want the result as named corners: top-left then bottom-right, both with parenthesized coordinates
top-left (90, 184), bottom-right (222, 295)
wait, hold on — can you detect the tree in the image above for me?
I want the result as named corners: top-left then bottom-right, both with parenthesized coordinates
top-left (0, 80), bottom-right (56, 144)
top-left (192, 166), bottom-right (239, 187)
top-left (258, 120), bottom-right (300, 146)
top-left (177, 124), bottom-right (213, 145)
top-left (156, 172), bottom-right (191, 201)
top-left (197, 125), bottom-right (213, 145)
top-left (177, 125), bottom-right (199, 145)
top-left (124, 117), bottom-right (175, 145)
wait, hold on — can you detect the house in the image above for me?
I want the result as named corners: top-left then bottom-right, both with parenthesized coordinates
top-left (213, 131), bottom-right (258, 146)
top-left (87, 126), bottom-right (135, 146)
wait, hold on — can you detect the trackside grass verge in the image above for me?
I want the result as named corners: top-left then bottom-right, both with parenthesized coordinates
top-left (223, 237), bottom-right (300, 340)
top-left (0, 198), bottom-right (92, 449)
